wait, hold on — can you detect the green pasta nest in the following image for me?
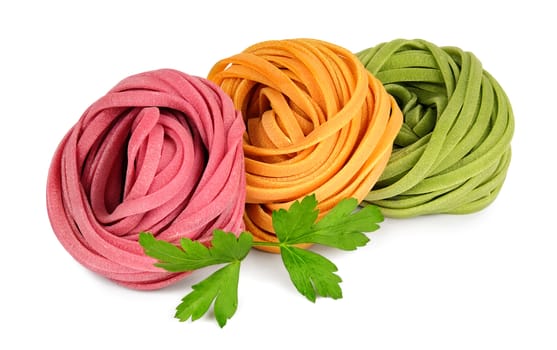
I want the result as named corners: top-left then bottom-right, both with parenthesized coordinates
top-left (358, 39), bottom-right (514, 217)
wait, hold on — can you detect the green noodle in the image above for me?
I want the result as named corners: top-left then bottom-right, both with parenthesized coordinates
top-left (358, 39), bottom-right (514, 217)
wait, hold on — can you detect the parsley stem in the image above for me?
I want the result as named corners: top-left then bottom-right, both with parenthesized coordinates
top-left (251, 241), bottom-right (282, 247)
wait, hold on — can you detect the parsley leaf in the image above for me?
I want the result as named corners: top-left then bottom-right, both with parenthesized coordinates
top-left (309, 200), bottom-right (383, 250)
top-left (210, 229), bottom-right (254, 261)
top-left (140, 195), bottom-right (384, 327)
top-left (175, 261), bottom-right (241, 328)
top-left (139, 230), bottom-right (252, 327)
top-left (271, 195), bottom-right (383, 301)
top-left (272, 195), bottom-right (383, 250)
top-left (138, 230), bottom-right (252, 271)
top-left (272, 195), bottom-right (319, 243)
top-left (280, 246), bottom-right (342, 302)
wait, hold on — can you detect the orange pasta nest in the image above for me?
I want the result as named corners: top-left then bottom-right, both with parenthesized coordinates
top-left (208, 38), bottom-right (403, 252)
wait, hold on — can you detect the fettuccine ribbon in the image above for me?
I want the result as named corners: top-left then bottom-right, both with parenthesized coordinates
top-left (209, 38), bottom-right (402, 251)
top-left (46, 69), bottom-right (246, 289)
top-left (358, 39), bottom-right (514, 217)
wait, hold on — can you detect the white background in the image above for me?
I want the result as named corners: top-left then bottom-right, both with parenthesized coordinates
top-left (1, 1), bottom-right (555, 349)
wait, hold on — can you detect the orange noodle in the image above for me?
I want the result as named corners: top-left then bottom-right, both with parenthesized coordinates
top-left (209, 38), bottom-right (402, 252)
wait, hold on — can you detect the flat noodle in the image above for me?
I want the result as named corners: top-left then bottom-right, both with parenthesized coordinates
top-left (46, 69), bottom-right (246, 290)
top-left (358, 39), bottom-right (515, 217)
top-left (209, 39), bottom-right (403, 252)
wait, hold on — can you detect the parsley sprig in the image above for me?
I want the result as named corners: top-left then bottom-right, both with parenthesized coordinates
top-left (139, 194), bottom-right (383, 327)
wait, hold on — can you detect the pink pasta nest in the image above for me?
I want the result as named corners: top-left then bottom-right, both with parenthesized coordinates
top-left (46, 69), bottom-right (246, 290)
